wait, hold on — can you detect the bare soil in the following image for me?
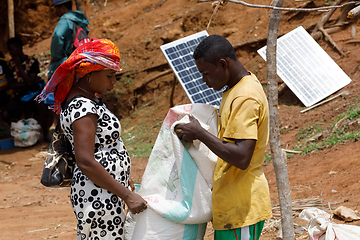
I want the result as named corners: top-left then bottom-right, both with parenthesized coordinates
top-left (2, 0), bottom-right (360, 239)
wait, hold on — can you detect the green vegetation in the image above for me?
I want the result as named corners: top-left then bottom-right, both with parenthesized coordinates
top-left (324, 0), bottom-right (335, 6)
top-left (121, 117), bottom-right (162, 158)
top-left (293, 105), bottom-right (360, 154)
top-left (265, 152), bottom-right (272, 162)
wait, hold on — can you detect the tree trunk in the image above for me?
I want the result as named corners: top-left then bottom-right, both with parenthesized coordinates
top-left (75, 0), bottom-right (86, 17)
top-left (266, 0), bottom-right (295, 239)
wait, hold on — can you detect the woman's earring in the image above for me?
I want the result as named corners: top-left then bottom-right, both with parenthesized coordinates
top-left (88, 76), bottom-right (91, 83)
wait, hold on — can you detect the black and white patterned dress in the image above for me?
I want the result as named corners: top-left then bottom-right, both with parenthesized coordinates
top-left (60, 96), bottom-right (131, 240)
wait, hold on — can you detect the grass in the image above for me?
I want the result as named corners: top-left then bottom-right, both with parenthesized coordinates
top-left (121, 115), bottom-right (162, 158)
top-left (324, 0), bottom-right (335, 5)
top-left (292, 105), bottom-right (360, 154)
top-left (265, 103), bottom-right (360, 161)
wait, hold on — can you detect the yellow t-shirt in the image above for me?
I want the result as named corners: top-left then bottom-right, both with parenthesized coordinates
top-left (212, 73), bottom-right (272, 230)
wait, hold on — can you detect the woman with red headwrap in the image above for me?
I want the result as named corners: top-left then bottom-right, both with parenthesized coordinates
top-left (37, 39), bottom-right (147, 239)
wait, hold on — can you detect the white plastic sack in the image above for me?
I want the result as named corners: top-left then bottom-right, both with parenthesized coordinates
top-left (11, 118), bottom-right (41, 147)
top-left (125, 103), bottom-right (218, 240)
top-left (299, 207), bottom-right (360, 240)
top-left (125, 208), bottom-right (207, 240)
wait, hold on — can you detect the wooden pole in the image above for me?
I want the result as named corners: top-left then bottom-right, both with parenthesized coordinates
top-left (75, 0), bottom-right (86, 17)
top-left (8, 0), bottom-right (15, 38)
top-left (266, 0), bottom-right (295, 239)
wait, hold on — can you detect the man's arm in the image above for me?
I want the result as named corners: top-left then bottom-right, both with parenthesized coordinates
top-left (175, 116), bottom-right (256, 170)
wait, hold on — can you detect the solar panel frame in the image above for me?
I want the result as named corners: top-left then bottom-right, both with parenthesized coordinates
top-left (160, 30), bottom-right (223, 107)
top-left (257, 26), bottom-right (351, 107)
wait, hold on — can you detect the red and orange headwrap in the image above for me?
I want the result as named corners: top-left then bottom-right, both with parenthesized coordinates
top-left (36, 38), bottom-right (122, 113)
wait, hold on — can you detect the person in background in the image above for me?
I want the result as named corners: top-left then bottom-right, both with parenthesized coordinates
top-left (175, 35), bottom-right (272, 240)
top-left (49, 0), bottom-right (89, 79)
top-left (0, 52), bottom-right (12, 111)
top-left (3, 37), bottom-right (50, 142)
top-left (36, 38), bottom-right (147, 240)
top-left (47, 0), bottom-right (89, 138)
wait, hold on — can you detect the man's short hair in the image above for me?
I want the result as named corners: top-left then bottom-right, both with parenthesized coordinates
top-left (193, 35), bottom-right (238, 64)
top-left (7, 37), bottom-right (23, 48)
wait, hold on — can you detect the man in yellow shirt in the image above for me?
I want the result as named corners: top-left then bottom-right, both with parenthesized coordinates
top-left (175, 35), bottom-right (272, 240)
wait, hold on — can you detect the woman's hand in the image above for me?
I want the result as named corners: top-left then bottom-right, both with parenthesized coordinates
top-left (124, 191), bottom-right (148, 214)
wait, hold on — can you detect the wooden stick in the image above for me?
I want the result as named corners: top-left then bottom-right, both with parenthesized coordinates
top-left (282, 149), bottom-right (302, 154)
top-left (116, 62), bottom-right (169, 78)
top-left (169, 74), bottom-right (176, 108)
top-left (319, 26), bottom-right (345, 56)
top-left (300, 91), bottom-right (349, 113)
top-left (8, 0), bottom-right (15, 38)
top-left (198, 0), bottom-right (357, 12)
top-left (311, 0), bottom-right (345, 36)
top-left (134, 69), bottom-right (173, 92)
top-left (348, 5), bottom-right (360, 19)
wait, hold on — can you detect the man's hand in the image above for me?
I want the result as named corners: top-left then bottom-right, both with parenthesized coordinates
top-left (174, 115), bottom-right (203, 143)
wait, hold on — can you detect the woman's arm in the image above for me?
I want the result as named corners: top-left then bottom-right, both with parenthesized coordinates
top-left (72, 114), bottom-right (147, 214)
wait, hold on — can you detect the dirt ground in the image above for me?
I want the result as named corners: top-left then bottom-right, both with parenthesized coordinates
top-left (2, 0), bottom-right (360, 239)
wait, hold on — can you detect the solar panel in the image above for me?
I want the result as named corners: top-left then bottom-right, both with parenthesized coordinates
top-left (160, 30), bottom-right (223, 107)
top-left (257, 26), bottom-right (351, 107)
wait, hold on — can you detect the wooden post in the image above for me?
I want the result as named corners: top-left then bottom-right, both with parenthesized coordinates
top-left (266, 0), bottom-right (295, 239)
top-left (8, 0), bottom-right (15, 38)
top-left (75, 0), bottom-right (86, 17)
top-left (169, 74), bottom-right (176, 108)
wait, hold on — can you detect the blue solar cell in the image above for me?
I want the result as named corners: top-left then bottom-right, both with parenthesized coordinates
top-left (175, 64), bottom-right (186, 72)
top-left (204, 89), bottom-right (213, 95)
top-left (185, 60), bottom-right (195, 68)
top-left (199, 84), bottom-right (207, 90)
top-left (207, 95), bottom-right (215, 101)
top-left (172, 58), bottom-right (183, 66)
top-left (178, 69), bottom-right (190, 78)
top-left (196, 97), bottom-right (207, 104)
top-left (185, 82), bottom-right (195, 88)
top-left (180, 48), bottom-right (190, 55)
top-left (183, 54), bottom-right (193, 62)
top-left (168, 52), bottom-right (179, 60)
top-left (192, 93), bottom-right (203, 100)
top-left (188, 87), bottom-right (199, 95)
top-left (182, 76), bottom-right (192, 83)
top-left (198, 36), bottom-right (207, 41)
top-left (176, 43), bottom-right (187, 50)
top-left (188, 66), bottom-right (197, 73)
top-left (165, 47), bottom-right (176, 54)
top-left (187, 39), bottom-right (197, 47)
top-left (193, 72), bottom-right (202, 79)
top-left (160, 31), bottom-right (222, 107)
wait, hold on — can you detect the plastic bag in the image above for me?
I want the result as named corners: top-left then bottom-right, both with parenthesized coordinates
top-left (125, 103), bottom-right (218, 240)
top-left (299, 207), bottom-right (360, 240)
top-left (11, 118), bottom-right (41, 147)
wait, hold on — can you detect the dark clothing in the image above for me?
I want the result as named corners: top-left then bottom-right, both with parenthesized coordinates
top-left (0, 57), bottom-right (12, 109)
top-left (7, 55), bottom-right (42, 99)
top-left (4, 55), bottom-right (42, 123)
top-left (49, 10), bottom-right (89, 79)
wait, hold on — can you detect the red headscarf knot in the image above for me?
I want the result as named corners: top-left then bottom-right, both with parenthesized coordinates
top-left (36, 38), bottom-right (122, 113)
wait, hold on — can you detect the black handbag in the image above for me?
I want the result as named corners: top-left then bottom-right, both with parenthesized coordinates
top-left (40, 123), bottom-right (75, 187)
